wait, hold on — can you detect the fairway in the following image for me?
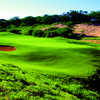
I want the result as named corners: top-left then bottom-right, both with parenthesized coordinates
top-left (0, 32), bottom-right (97, 76)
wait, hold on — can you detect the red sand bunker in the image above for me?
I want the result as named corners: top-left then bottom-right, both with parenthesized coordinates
top-left (0, 45), bottom-right (16, 51)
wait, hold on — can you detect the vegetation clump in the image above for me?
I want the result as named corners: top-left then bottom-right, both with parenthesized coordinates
top-left (0, 64), bottom-right (100, 100)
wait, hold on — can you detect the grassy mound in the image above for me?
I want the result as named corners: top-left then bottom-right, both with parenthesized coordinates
top-left (0, 64), bottom-right (100, 100)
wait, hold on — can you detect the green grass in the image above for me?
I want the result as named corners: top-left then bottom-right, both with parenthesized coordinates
top-left (0, 32), bottom-right (100, 99)
top-left (83, 36), bottom-right (100, 40)
top-left (0, 64), bottom-right (100, 100)
top-left (0, 32), bottom-right (97, 76)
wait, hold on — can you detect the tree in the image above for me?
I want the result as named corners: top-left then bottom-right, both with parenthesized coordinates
top-left (21, 16), bottom-right (35, 26)
top-left (66, 10), bottom-right (90, 23)
top-left (59, 15), bottom-right (70, 22)
top-left (0, 19), bottom-right (8, 28)
top-left (35, 16), bottom-right (43, 24)
top-left (8, 17), bottom-right (21, 26)
top-left (41, 15), bottom-right (54, 24)
top-left (89, 11), bottom-right (100, 23)
top-left (0, 19), bottom-right (9, 31)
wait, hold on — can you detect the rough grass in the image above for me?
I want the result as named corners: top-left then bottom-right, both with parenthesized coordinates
top-left (0, 64), bottom-right (100, 100)
top-left (83, 37), bottom-right (100, 40)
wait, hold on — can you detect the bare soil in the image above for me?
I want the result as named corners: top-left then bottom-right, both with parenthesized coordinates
top-left (74, 24), bottom-right (100, 44)
top-left (74, 24), bottom-right (100, 37)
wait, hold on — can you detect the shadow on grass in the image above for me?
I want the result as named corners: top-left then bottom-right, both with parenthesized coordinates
top-left (84, 49), bottom-right (100, 92)
top-left (1, 47), bottom-right (100, 92)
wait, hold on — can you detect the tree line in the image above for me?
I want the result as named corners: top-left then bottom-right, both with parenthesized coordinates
top-left (0, 10), bottom-right (100, 29)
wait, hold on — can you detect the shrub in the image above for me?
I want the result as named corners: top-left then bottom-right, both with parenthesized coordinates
top-left (55, 27), bottom-right (73, 37)
top-left (64, 21), bottom-right (73, 27)
top-left (20, 26), bottom-right (33, 35)
top-left (70, 34), bottom-right (86, 40)
top-left (10, 29), bottom-right (21, 34)
top-left (45, 27), bottom-right (58, 31)
top-left (44, 30), bottom-right (58, 37)
top-left (32, 30), bottom-right (43, 37)
top-left (43, 27), bottom-right (58, 37)
top-left (40, 27), bottom-right (73, 38)
top-left (32, 26), bottom-right (84, 40)
top-left (28, 30), bottom-right (33, 35)
top-left (0, 28), bottom-right (6, 32)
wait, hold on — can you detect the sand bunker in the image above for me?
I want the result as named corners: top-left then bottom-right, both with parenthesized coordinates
top-left (0, 45), bottom-right (16, 51)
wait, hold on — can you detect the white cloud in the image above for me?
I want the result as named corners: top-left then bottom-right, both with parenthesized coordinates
top-left (0, 11), bottom-right (27, 19)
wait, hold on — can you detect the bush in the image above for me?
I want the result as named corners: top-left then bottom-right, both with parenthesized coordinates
top-left (20, 26), bottom-right (33, 35)
top-left (45, 27), bottom-right (58, 31)
top-left (32, 26), bottom-right (84, 40)
top-left (55, 27), bottom-right (73, 37)
top-left (10, 29), bottom-right (21, 34)
top-left (0, 28), bottom-right (6, 32)
top-left (69, 33), bottom-right (86, 40)
top-left (44, 30), bottom-right (58, 37)
top-left (43, 27), bottom-right (73, 38)
top-left (43, 27), bottom-right (58, 37)
top-left (28, 30), bottom-right (33, 35)
top-left (32, 30), bottom-right (43, 37)
top-left (64, 21), bottom-right (73, 27)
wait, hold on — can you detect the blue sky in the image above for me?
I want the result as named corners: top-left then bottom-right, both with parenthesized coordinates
top-left (0, 0), bottom-right (100, 19)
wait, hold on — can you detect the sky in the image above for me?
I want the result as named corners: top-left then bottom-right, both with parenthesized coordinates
top-left (0, 0), bottom-right (100, 19)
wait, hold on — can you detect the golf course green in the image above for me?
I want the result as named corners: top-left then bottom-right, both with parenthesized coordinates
top-left (0, 32), bottom-right (100, 100)
top-left (0, 32), bottom-right (97, 76)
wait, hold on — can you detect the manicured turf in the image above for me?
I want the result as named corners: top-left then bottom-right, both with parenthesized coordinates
top-left (0, 32), bottom-right (98, 76)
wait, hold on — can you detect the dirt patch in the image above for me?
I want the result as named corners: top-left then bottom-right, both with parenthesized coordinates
top-left (0, 45), bottom-right (16, 51)
top-left (74, 24), bottom-right (100, 37)
top-left (74, 24), bottom-right (100, 44)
